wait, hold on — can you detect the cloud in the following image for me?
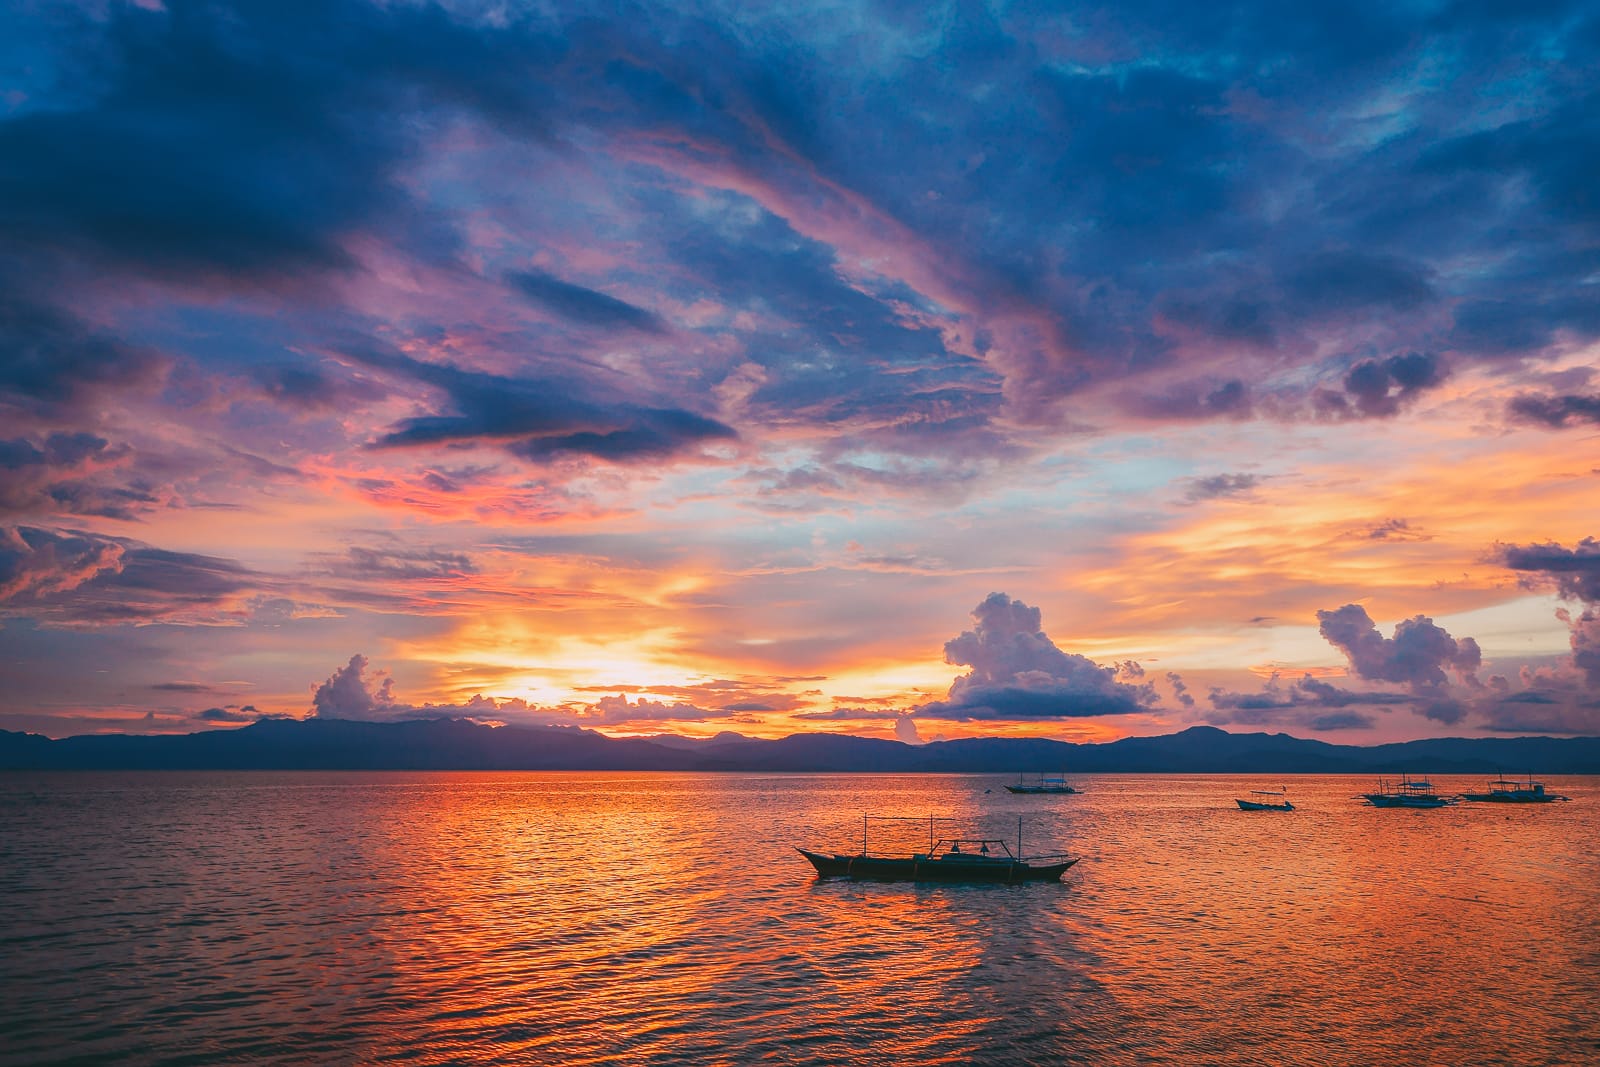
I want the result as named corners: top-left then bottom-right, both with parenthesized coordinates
top-left (311, 653), bottom-right (400, 720)
top-left (1311, 353), bottom-right (1447, 421)
top-left (1182, 473), bottom-right (1259, 503)
top-left (249, 362), bottom-right (388, 412)
top-left (1507, 392), bottom-right (1600, 428)
top-left (916, 592), bottom-right (1155, 720)
top-left (0, 291), bottom-right (167, 411)
top-left (1202, 673), bottom-right (1406, 731)
top-left (1500, 538), bottom-right (1600, 603)
top-left (585, 694), bottom-right (737, 723)
top-left (197, 706), bottom-right (258, 723)
top-left (507, 270), bottom-right (666, 334)
top-left (0, 526), bottom-right (126, 601)
top-left (0, 432), bottom-right (148, 519)
top-left (309, 546), bottom-right (478, 582)
top-left (1316, 604), bottom-right (1481, 692)
top-left (347, 342), bottom-right (738, 465)
top-left (0, 526), bottom-right (265, 626)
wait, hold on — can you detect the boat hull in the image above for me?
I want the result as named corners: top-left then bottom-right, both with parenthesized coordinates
top-left (1005, 785), bottom-right (1078, 794)
top-left (1459, 792), bottom-right (1563, 803)
top-left (1236, 799), bottom-right (1293, 811)
top-left (1363, 794), bottom-right (1453, 808)
top-left (798, 848), bottom-right (1077, 884)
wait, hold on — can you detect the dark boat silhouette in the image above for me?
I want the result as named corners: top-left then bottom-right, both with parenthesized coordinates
top-left (1459, 774), bottom-right (1569, 803)
top-left (1236, 787), bottom-right (1293, 811)
top-left (799, 816), bottom-right (1078, 884)
top-left (1004, 772), bottom-right (1079, 795)
top-left (1361, 774), bottom-right (1456, 808)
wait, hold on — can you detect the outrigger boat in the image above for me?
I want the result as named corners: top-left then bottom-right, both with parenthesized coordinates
top-left (798, 816), bottom-right (1078, 884)
top-left (1459, 774), bottom-right (1569, 804)
top-left (1236, 787), bottom-right (1293, 811)
top-left (1005, 773), bottom-right (1079, 795)
top-left (1361, 774), bottom-right (1457, 808)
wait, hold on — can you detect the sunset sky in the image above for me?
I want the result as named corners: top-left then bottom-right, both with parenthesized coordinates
top-left (2, 0), bottom-right (1598, 743)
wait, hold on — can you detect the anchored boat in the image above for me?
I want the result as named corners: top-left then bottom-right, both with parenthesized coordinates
top-left (1004, 773), bottom-right (1079, 795)
top-left (1459, 774), bottom-right (1569, 803)
top-left (1362, 774), bottom-right (1457, 808)
top-left (1236, 787), bottom-right (1294, 811)
top-left (798, 815), bottom-right (1078, 884)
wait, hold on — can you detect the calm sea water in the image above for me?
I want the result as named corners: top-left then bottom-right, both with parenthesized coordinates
top-left (2, 772), bottom-right (1597, 1066)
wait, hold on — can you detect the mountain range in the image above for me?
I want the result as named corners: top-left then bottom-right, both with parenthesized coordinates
top-left (3, 718), bottom-right (1599, 773)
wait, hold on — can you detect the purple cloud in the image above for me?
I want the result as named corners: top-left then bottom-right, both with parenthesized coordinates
top-left (1316, 604), bottom-right (1481, 692)
top-left (1500, 538), bottom-right (1600, 604)
top-left (917, 592), bottom-right (1155, 720)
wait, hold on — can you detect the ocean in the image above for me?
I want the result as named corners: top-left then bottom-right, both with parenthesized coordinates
top-left (2, 772), bottom-right (1597, 1065)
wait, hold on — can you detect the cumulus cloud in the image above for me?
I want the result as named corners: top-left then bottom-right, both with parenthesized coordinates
top-left (312, 653), bottom-right (401, 720)
top-left (916, 592), bottom-right (1155, 720)
top-left (1500, 538), bottom-right (1600, 603)
top-left (1316, 604), bottom-right (1481, 692)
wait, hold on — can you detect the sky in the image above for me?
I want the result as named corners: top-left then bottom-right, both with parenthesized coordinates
top-left (1, 0), bottom-right (1598, 744)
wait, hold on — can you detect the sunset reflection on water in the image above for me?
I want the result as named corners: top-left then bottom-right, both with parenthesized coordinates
top-left (2, 772), bottom-right (1597, 1065)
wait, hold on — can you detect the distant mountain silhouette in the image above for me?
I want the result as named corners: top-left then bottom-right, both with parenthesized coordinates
top-left (3, 719), bottom-right (1599, 773)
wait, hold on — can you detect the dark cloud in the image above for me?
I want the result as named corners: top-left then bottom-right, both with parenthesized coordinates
top-left (1500, 538), bottom-right (1600, 603)
top-left (916, 592), bottom-right (1155, 720)
top-left (1312, 353), bottom-right (1447, 420)
top-left (197, 706), bottom-right (257, 723)
top-left (1166, 671), bottom-right (1195, 708)
top-left (0, 0), bottom-right (569, 288)
top-left (1316, 604), bottom-right (1482, 691)
top-left (1202, 673), bottom-right (1405, 730)
top-left (1183, 473), bottom-right (1259, 503)
top-left (0, 291), bottom-right (166, 410)
top-left (1307, 711), bottom-right (1376, 731)
top-left (347, 342), bottom-right (737, 465)
top-left (507, 270), bottom-right (666, 334)
top-left (1284, 250), bottom-right (1434, 315)
top-left (0, 432), bottom-right (149, 519)
top-left (249, 362), bottom-right (388, 412)
top-left (0, 525), bottom-right (259, 625)
top-left (1507, 393), bottom-right (1600, 428)
top-left (1126, 380), bottom-right (1253, 422)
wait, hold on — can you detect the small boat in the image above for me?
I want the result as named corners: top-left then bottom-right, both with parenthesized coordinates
top-left (799, 816), bottom-right (1078, 884)
top-left (1361, 774), bottom-right (1457, 808)
top-left (1458, 774), bottom-right (1570, 804)
top-left (1236, 787), bottom-right (1294, 811)
top-left (1005, 773), bottom-right (1079, 795)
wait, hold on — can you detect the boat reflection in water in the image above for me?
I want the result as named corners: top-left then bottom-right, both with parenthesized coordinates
top-left (799, 815), bottom-right (1078, 884)
top-left (1361, 774), bottom-right (1457, 808)
top-left (1459, 774), bottom-right (1570, 803)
